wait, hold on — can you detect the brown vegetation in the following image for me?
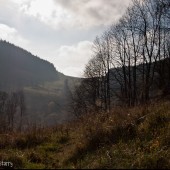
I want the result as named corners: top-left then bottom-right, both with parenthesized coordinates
top-left (0, 100), bottom-right (169, 169)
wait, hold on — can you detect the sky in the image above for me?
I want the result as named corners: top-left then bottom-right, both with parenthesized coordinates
top-left (0, 0), bottom-right (131, 77)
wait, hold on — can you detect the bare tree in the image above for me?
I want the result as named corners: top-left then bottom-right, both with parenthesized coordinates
top-left (6, 92), bottom-right (18, 131)
top-left (71, 0), bottom-right (170, 114)
top-left (18, 90), bottom-right (26, 131)
top-left (0, 92), bottom-right (8, 132)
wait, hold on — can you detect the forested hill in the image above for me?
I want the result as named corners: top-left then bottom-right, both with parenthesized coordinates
top-left (0, 40), bottom-right (61, 90)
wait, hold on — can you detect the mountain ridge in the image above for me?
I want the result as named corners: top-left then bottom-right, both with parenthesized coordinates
top-left (0, 40), bottom-right (63, 90)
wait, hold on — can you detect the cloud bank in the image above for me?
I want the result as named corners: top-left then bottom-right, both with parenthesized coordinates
top-left (51, 41), bottom-right (93, 77)
top-left (0, 0), bottom-right (131, 77)
top-left (56, 0), bottom-right (131, 29)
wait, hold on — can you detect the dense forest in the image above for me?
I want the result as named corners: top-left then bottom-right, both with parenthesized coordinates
top-left (0, 40), bottom-right (60, 90)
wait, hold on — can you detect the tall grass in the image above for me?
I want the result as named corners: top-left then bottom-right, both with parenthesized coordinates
top-left (0, 100), bottom-right (169, 169)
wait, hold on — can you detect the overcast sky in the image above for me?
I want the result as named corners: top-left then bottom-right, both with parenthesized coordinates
top-left (0, 0), bottom-right (131, 77)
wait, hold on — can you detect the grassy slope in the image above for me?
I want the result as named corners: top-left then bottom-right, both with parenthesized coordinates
top-left (22, 75), bottom-right (80, 125)
top-left (0, 100), bottom-right (169, 169)
top-left (23, 75), bottom-right (79, 98)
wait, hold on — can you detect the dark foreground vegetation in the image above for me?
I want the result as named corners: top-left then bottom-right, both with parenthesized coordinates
top-left (0, 99), bottom-right (169, 169)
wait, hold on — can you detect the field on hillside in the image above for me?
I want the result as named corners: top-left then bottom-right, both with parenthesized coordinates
top-left (24, 75), bottom-right (79, 96)
top-left (0, 99), bottom-right (169, 169)
top-left (22, 76), bottom-right (81, 126)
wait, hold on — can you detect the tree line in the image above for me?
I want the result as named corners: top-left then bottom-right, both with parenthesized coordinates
top-left (0, 90), bottom-right (25, 132)
top-left (71, 0), bottom-right (170, 116)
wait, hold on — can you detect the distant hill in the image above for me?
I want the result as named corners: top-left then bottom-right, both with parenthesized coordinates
top-left (0, 40), bottom-right (81, 126)
top-left (0, 40), bottom-right (61, 90)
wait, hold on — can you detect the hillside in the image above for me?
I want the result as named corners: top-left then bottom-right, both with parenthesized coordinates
top-left (23, 76), bottom-right (80, 126)
top-left (0, 40), bottom-right (62, 90)
top-left (0, 40), bottom-right (81, 126)
top-left (109, 58), bottom-right (170, 103)
top-left (0, 99), bottom-right (169, 169)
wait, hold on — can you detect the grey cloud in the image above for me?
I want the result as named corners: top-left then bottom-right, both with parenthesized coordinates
top-left (87, 8), bottom-right (102, 20)
top-left (0, 0), bottom-right (104, 46)
top-left (54, 0), bottom-right (131, 28)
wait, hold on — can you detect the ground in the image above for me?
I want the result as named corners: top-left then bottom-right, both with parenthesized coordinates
top-left (0, 99), bottom-right (169, 169)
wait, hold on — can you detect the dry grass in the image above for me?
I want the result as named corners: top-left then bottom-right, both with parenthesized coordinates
top-left (0, 100), bottom-right (169, 169)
